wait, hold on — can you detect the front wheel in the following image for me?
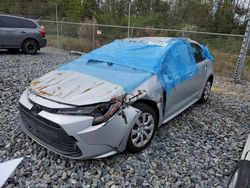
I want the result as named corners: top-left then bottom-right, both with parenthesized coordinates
top-left (127, 103), bottom-right (157, 153)
top-left (22, 39), bottom-right (38, 55)
top-left (198, 79), bottom-right (212, 104)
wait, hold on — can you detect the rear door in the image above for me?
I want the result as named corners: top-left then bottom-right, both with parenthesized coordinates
top-left (190, 42), bottom-right (208, 94)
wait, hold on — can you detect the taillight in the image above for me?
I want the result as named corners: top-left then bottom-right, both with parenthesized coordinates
top-left (39, 26), bottom-right (46, 38)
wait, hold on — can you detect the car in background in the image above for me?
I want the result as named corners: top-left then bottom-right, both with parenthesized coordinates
top-left (0, 14), bottom-right (46, 54)
top-left (19, 37), bottom-right (214, 159)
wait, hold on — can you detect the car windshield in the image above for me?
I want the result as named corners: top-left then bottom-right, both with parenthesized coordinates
top-left (80, 39), bottom-right (169, 74)
top-left (86, 59), bottom-right (148, 73)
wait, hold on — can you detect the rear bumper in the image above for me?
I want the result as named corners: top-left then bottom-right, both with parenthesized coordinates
top-left (39, 38), bottom-right (47, 48)
top-left (19, 89), bottom-right (139, 159)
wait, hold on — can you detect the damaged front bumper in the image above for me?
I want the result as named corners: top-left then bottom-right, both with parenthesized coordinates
top-left (19, 90), bottom-right (140, 159)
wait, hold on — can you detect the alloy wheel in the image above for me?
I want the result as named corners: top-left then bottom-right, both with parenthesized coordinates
top-left (203, 81), bottom-right (211, 100)
top-left (131, 112), bottom-right (155, 148)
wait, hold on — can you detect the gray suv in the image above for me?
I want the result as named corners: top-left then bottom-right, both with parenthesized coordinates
top-left (0, 14), bottom-right (47, 54)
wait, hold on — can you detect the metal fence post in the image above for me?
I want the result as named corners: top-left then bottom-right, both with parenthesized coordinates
top-left (128, 1), bottom-right (131, 38)
top-left (92, 24), bottom-right (95, 50)
top-left (55, 3), bottom-right (59, 49)
top-left (234, 18), bottom-right (250, 82)
top-left (60, 18), bottom-right (65, 50)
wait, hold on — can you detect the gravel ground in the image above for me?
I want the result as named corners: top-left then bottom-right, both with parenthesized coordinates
top-left (0, 48), bottom-right (249, 188)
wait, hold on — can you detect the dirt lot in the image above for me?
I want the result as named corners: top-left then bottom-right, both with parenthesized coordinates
top-left (0, 48), bottom-right (249, 188)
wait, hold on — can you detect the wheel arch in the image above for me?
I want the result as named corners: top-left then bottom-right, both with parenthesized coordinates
top-left (132, 99), bottom-right (160, 125)
top-left (22, 37), bottom-right (40, 49)
top-left (207, 74), bottom-right (214, 84)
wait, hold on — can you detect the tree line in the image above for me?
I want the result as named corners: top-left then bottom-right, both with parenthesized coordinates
top-left (0, 0), bottom-right (249, 34)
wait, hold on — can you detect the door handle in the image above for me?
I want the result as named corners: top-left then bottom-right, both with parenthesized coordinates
top-left (204, 65), bottom-right (208, 69)
top-left (21, 31), bottom-right (26, 34)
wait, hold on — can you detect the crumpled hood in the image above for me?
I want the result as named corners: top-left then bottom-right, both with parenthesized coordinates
top-left (29, 70), bottom-right (125, 106)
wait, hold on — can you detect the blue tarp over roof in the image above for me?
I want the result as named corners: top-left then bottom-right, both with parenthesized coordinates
top-left (81, 38), bottom-right (171, 73)
top-left (58, 38), bottom-right (214, 93)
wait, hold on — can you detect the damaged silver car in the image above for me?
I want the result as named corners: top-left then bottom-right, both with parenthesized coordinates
top-left (19, 37), bottom-right (214, 159)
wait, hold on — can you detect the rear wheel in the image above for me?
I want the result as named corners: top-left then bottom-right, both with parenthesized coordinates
top-left (198, 79), bottom-right (212, 104)
top-left (127, 103), bottom-right (157, 153)
top-left (22, 39), bottom-right (38, 55)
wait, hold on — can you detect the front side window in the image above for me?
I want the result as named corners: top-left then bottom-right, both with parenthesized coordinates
top-left (191, 43), bottom-right (205, 63)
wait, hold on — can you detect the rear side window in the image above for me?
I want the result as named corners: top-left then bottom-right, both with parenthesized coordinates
top-left (191, 43), bottom-right (205, 63)
top-left (0, 16), bottom-right (37, 28)
top-left (20, 19), bottom-right (37, 28)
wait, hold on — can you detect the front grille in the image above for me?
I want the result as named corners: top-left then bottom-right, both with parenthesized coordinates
top-left (19, 104), bottom-right (82, 158)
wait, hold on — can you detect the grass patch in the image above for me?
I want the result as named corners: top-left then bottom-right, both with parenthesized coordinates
top-left (46, 35), bottom-right (93, 52)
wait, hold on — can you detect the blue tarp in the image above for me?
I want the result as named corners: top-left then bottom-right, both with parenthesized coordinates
top-left (158, 40), bottom-right (199, 92)
top-left (58, 60), bottom-right (153, 92)
top-left (201, 45), bottom-right (215, 62)
top-left (58, 38), bottom-right (213, 93)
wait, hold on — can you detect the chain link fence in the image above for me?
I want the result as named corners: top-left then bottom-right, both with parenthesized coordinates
top-left (38, 20), bottom-right (249, 81)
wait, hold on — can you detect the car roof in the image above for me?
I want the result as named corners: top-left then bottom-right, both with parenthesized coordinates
top-left (124, 37), bottom-right (173, 43)
top-left (124, 37), bottom-right (200, 46)
top-left (0, 14), bottom-right (37, 22)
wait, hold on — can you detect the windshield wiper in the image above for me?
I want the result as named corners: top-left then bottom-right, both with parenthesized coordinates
top-left (87, 59), bottom-right (113, 66)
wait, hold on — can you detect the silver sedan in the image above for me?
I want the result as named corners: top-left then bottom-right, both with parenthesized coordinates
top-left (19, 37), bottom-right (214, 159)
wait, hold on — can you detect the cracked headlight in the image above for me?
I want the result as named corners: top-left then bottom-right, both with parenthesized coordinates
top-left (57, 98), bottom-right (124, 125)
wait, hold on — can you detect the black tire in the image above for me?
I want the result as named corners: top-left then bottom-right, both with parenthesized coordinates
top-left (7, 48), bottom-right (20, 53)
top-left (22, 39), bottom-right (38, 55)
top-left (198, 79), bottom-right (212, 104)
top-left (228, 160), bottom-right (250, 188)
top-left (126, 103), bottom-right (158, 153)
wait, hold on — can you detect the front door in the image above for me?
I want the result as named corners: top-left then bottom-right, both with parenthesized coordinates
top-left (163, 41), bottom-right (203, 122)
top-left (164, 73), bottom-right (200, 121)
